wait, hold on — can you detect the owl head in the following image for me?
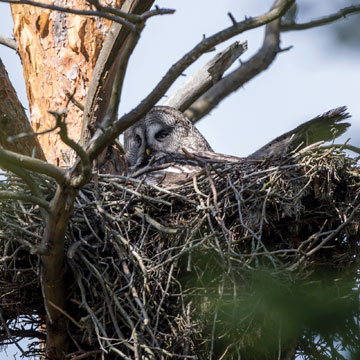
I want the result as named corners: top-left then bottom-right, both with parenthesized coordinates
top-left (124, 106), bottom-right (213, 173)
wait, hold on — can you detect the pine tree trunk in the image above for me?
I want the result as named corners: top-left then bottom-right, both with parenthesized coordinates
top-left (10, 0), bottom-right (114, 165)
top-left (0, 59), bottom-right (44, 159)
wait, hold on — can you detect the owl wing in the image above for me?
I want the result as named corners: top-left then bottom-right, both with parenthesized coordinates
top-left (248, 106), bottom-right (351, 160)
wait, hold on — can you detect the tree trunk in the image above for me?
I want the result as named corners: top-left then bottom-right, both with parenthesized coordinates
top-left (10, 0), bottom-right (115, 165)
top-left (8, 2), bottom-right (152, 358)
top-left (0, 58), bottom-right (44, 159)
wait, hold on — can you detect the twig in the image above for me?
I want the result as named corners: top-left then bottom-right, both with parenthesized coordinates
top-left (0, 147), bottom-right (67, 185)
top-left (135, 207), bottom-right (178, 234)
top-left (0, 310), bottom-right (26, 356)
top-left (0, 191), bottom-right (50, 210)
top-left (65, 91), bottom-right (84, 111)
top-left (0, 34), bottom-right (17, 50)
top-left (7, 124), bottom-right (59, 143)
top-left (281, 5), bottom-right (360, 31)
top-left (48, 300), bottom-right (86, 329)
top-left (0, 0), bottom-right (137, 30)
top-left (87, 0), bottom-right (174, 23)
top-left (0, 160), bottom-right (48, 218)
top-left (48, 110), bottom-right (91, 187)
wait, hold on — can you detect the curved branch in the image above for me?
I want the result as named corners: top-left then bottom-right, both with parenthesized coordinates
top-left (163, 41), bottom-right (248, 111)
top-left (86, 0), bottom-right (174, 23)
top-left (0, 147), bottom-right (67, 185)
top-left (0, 0), bottom-right (136, 30)
top-left (0, 191), bottom-right (50, 209)
top-left (48, 110), bottom-right (91, 187)
top-left (80, 0), bottom-right (155, 148)
top-left (185, 18), bottom-right (281, 123)
top-left (281, 5), bottom-right (360, 31)
top-left (1, 160), bottom-right (48, 218)
top-left (86, 0), bottom-right (295, 160)
top-left (0, 35), bottom-right (17, 50)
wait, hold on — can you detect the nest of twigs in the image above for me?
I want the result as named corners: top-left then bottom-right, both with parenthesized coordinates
top-left (1, 146), bottom-right (360, 359)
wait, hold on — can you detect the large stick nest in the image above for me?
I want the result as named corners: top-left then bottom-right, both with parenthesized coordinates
top-left (0, 147), bottom-right (360, 359)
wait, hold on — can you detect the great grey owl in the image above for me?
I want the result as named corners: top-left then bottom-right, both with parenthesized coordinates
top-left (124, 105), bottom-right (350, 186)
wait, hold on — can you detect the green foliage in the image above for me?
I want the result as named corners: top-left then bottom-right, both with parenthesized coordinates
top-left (183, 253), bottom-right (360, 359)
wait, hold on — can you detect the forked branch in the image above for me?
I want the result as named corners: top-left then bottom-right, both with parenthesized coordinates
top-left (86, 0), bottom-right (295, 160)
top-left (163, 41), bottom-right (248, 111)
top-left (281, 5), bottom-right (360, 31)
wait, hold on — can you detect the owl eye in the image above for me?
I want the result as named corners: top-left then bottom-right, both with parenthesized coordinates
top-left (155, 130), bottom-right (170, 141)
top-left (135, 135), bottom-right (142, 147)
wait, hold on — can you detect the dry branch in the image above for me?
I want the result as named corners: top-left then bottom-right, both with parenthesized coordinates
top-left (1, 0), bottom-right (137, 28)
top-left (163, 41), bottom-right (248, 111)
top-left (0, 35), bottom-right (17, 50)
top-left (185, 12), bottom-right (282, 123)
top-left (80, 0), bottom-right (155, 147)
top-left (281, 5), bottom-right (360, 31)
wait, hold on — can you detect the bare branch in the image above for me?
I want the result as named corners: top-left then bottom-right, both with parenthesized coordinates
top-left (48, 110), bottom-right (91, 187)
top-left (86, 0), bottom-right (295, 161)
top-left (0, 0), bottom-right (137, 30)
top-left (1, 160), bottom-right (48, 219)
top-left (281, 5), bottom-right (360, 31)
top-left (65, 91), bottom-right (84, 111)
top-left (80, 0), bottom-right (155, 147)
top-left (163, 41), bottom-right (248, 111)
top-left (0, 190), bottom-right (50, 209)
top-left (141, 7), bottom-right (175, 20)
top-left (0, 147), bottom-right (67, 185)
top-left (0, 34), bottom-right (17, 50)
top-left (0, 311), bottom-right (25, 356)
top-left (86, 0), bottom-right (174, 23)
top-left (99, 31), bottom-right (141, 131)
top-left (185, 18), bottom-right (281, 122)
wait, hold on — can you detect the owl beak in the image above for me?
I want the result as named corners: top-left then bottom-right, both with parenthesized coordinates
top-left (146, 148), bottom-right (151, 156)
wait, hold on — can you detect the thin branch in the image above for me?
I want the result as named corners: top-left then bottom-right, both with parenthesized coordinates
top-left (7, 124), bottom-right (58, 143)
top-left (1, 160), bottom-right (45, 200)
top-left (86, 0), bottom-right (295, 160)
top-left (86, 0), bottom-right (174, 23)
top-left (163, 41), bottom-right (248, 111)
top-left (48, 110), bottom-right (91, 187)
top-left (0, 0), bottom-right (136, 31)
top-left (65, 91), bottom-right (84, 111)
top-left (141, 7), bottom-right (175, 20)
top-left (80, 0), bottom-right (155, 147)
top-left (185, 17), bottom-right (282, 123)
top-left (0, 190), bottom-right (50, 210)
top-left (0, 311), bottom-right (25, 356)
top-left (1, 160), bottom-right (49, 220)
top-left (0, 147), bottom-right (67, 185)
top-left (281, 5), bottom-right (360, 31)
top-left (98, 30), bottom-right (141, 131)
top-left (0, 34), bottom-right (17, 50)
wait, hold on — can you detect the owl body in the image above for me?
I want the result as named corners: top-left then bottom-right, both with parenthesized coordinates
top-left (124, 106), bottom-right (350, 187)
top-left (124, 106), bottom-right (215, 185)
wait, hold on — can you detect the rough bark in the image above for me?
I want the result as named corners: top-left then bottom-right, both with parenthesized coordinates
top-left (10, 0), bottom-right (119, 165)
top-left (0, 58), bottom-right (45, 159)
